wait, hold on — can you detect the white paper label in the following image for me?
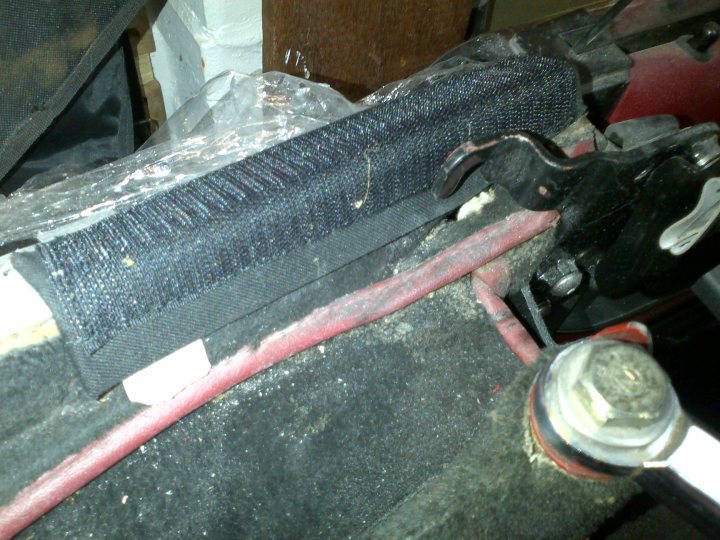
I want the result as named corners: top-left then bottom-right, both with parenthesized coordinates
top-left (123, 340), bottom-right (210, 405)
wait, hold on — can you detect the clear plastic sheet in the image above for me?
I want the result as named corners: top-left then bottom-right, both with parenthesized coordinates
top-left (361, 57), bottom-right (487, 106)
top-left (0, 59), bottom-right (488, 246)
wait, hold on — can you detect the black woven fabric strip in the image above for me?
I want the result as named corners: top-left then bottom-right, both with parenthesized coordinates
top-left (34, 56), bottom-right (581, 394)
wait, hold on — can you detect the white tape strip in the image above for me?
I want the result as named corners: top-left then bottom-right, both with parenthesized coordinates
top-left (123, 339), bottom-right (210, 405)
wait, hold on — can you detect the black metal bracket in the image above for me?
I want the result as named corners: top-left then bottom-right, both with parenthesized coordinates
top-left (434, 121), bottom-right (720, 309)
top-left (434, 123), bottom-right (718, 252)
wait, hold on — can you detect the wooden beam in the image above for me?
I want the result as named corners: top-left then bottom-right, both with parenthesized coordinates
top-left (263, 0), bottom-right (474, 100)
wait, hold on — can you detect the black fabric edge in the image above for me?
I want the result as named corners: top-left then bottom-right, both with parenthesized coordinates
top-left (18, 174), bottom-right (490, 395)
top-left (0, 0), bottom-right (146, 181)
top-left (11, 53), bottom-right (584, 394)
top-left (90, 174), bottom-right (491, 394)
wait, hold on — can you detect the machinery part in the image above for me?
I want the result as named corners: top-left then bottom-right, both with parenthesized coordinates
top-left (530, 339), bottom-right (720, 535)
top-left (433, 124), bottom-right (720, 299)
top-left (686, 21), bottom-right (720, 54)
top-left (590, 320), bottom-right (652, 349)
top-left (604, 115), bottom-right (680, 151)
top-left (679, 21), bottom-right (720, 62)
top-left (535, 253), bottom-right (583, 299)
top-left (594, 156), bottom-right (719, 298)
top-left (433, 125), bottom-right (717, 238)
top-left (607, 19), bottom-right (720, 127)
top-left (572, 0), bottom-right (632, 54)
top-left (693, 264), bottom-right (720, 320)
top-left (510, 285), bottom-right (557, 347)
top-left (639, 425), bottom-right (720, 536)
top-left (659, 176), bottom-right (720, 256)
top-left (532, 340), bottom-right (680, 473)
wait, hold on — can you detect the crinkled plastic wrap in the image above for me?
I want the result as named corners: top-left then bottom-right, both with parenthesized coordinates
top-left (0, 59), bottom-right (488, 246)
top-left (362, 57), bottom-right (491, 106)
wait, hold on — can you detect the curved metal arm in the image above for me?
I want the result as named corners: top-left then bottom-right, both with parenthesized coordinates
top-left (432, 124), bottom-right (718, 210)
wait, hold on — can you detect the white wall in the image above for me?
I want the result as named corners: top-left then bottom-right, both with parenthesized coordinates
top-left (148, 0), bottom-right (263, 117)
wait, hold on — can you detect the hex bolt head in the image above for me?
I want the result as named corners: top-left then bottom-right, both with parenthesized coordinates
top-left (535, 255), bottom-right (583, 298)
top-left (554, 341), bottom-right (676, 448)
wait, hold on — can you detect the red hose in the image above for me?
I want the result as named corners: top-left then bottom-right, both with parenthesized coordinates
top-left (0, 209), bottom-right (557, 538)
top-left (471, 259), bottom-right (541, 365)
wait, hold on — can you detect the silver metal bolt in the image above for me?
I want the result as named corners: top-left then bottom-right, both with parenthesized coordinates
top-left (566, 342), bottom-right (674, 446)
top-left (532, 339), bottom-right (720, 531)
top-left (550, 269), bottom-right (583, 297)
top-left (544, 340), bottom-right (680, 460)
top-left (536, 256), bottom-right (583, 298)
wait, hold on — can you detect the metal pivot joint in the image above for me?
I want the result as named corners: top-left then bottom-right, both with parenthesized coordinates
top-left (433, 124), bottom-right (720, 299)
top-left (530, 339), bottom-right (720, 535)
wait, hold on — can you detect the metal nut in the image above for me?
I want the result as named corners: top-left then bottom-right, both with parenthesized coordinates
top-left (566, 342), bottom-right (674, 446)
top-left (535, 255), bottom-right (583, 298)
top-left (537, 338), bottom-right (682, 470)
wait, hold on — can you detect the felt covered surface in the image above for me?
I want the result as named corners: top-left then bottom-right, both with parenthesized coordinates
top-left (367, 364), bottom-right (638, 539)
top-left (0, 222), bottom-right (425, 512)
top-left (0, 194), bottom-right (520, 513)
top-left (20, 277), bottom-right (526, 539)
top-left (0, 194), bottom-right (541, 515)
top-left (0, 337), bottom-right (139, 508)
top-left (17, 282), bottom-right (637, 539)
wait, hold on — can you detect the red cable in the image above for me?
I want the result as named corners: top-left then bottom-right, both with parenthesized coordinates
top-left (0, 209), bottom-right (557, 538)
top-left (471, 259), bottom-right (541, 365)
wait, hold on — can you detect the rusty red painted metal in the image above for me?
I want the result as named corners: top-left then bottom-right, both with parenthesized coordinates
top-left (528, 386), bottom-right (612, 481)
top-left (529, 321), bottom-right (655, 479)
top-left (591, 321), bottom-right (652, 350)
top-left (608, 0), bottom-right (718, 41)
top-left (608, 39), bottom-right (720, 126)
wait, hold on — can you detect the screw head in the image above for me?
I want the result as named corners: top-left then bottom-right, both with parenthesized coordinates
top-left (536, 256), bottom-right (583, 298)
top-left (550, 270), bottom-right (583, 297)
top-left (555, 341), bottom-right (676, 447)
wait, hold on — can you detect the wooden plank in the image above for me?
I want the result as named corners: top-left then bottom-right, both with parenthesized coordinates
top-left (0, 256), bottom-right (58, 357)
top-left (263, 0), bottom-right (474, 100)
top-left (127, 8), bottom-right (167, 132)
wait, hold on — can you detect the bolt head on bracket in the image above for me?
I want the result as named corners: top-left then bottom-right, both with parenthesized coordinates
top-left (536, 256), bottom-right (583, 298)
top-left (532, 339), bottom-right (682, 473)
top-left (567, 341), bottom-right (674, 446)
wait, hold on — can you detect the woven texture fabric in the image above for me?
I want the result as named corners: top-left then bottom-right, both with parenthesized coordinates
top-left (38, 56), bottom-right (580, 391)
top-left (0, 0), bottom-right (144, 183)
